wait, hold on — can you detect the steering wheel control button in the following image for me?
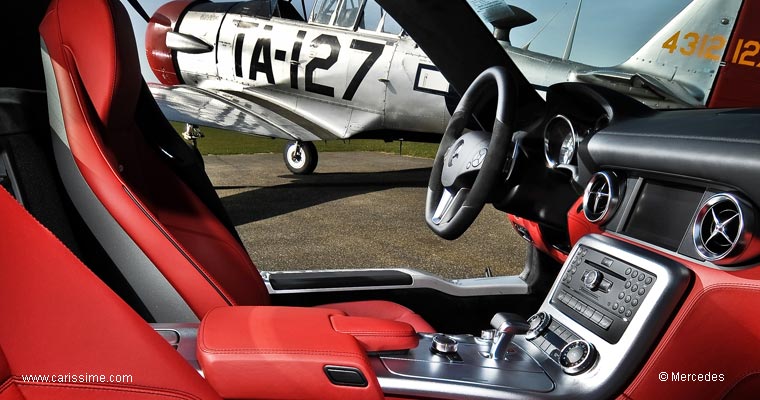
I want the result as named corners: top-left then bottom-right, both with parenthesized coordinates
top-left (431, 334), bottom-right (458, 354)
top-left (526, 312), bottom-right (551, 340)
top-left (470, 148), bottom-right (487, 168)
top-left (560, 340), bottom-right (597, 375)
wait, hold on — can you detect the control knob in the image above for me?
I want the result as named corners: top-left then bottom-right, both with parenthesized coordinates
top-left (430, 334), bottom-right (458, 354)
top-left (583, 270), bottom-right (603, 290)
top-left (525, 312), bottom-right (551, 340)
top-left (559, 340), bottom-right (597, 374)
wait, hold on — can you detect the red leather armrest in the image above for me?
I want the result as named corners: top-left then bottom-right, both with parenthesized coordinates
top-left (330, 315), bottom-right (418, 352)
top-left (198, 306), bottom-right (416, 400)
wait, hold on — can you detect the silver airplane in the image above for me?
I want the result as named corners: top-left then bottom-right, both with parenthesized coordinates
top-left (488, 0), bottom-right (742, 109)
top-left (146, 0), bottom-right (452, 174)
top-left (145, 0), bottom-right (742, 174)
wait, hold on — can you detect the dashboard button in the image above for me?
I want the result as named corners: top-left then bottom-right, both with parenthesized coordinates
top-left (638, 274), bottom-right (645, 282)
top-left (631, 298), bottom-right (639, 307)
top-left (618, 306), bottom-right (625, 314)
top-left (631, 284), bottom-right (638, 292)
top-left (612, 302), bottom-right (619, 310)
top-left (625, 281), bottom-right (631, 289)
top-left (631, 270), bottom-right (638, 278)
top-left (625, 310), bottom-right (632, 318)
top-left (568, 298), bottom-right (578, 308)
top-left (618, 292), bottom-right (625, 299)
top-left (599, 316), bottom-right (612, 329)
top-left (582, 307), bottom-right (594, 319)
top-left (638, 288), bottom-right (646, 296)
top-left (645, 276), bottom-right (653, 285)
top-left (625, 267), bottom-right (632, 275)
top-left (624, 295), bottom-right (631, 303)
top-left (590, 311), bottom-right (604, 323)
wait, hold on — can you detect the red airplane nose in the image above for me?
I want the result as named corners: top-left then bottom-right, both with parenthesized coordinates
top-left (145, 0), bottom-right (194, 85)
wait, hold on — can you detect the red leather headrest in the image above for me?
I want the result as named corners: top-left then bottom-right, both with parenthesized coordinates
top-left (43, 0), bottom-right (142, 130)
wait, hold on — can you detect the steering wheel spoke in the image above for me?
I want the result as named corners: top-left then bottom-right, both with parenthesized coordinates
top-left (432, 187), bottom-right (471, 225)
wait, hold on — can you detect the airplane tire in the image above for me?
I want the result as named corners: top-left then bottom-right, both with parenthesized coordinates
top-left (283, 140), bottom-right (318, 175)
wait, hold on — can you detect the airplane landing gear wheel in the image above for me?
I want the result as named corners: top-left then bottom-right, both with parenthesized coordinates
top-left (283, 140), bottom-right (318, 175)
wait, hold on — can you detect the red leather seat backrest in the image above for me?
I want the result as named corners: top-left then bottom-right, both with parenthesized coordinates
top-left (0, 188), bottom-right (221, 400)
top-left (39, 0), bottom-right (269, 320)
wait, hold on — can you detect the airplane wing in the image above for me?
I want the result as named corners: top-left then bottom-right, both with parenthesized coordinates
top-left (148, 83), bottom-right (323, 142)
top-left (575, 70), bottom-right (703, 108)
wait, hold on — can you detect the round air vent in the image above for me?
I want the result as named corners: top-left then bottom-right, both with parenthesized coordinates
top-left (692, 193), bottom-right (754, 264)
top-left (583, 172), bottom-right (622, 224)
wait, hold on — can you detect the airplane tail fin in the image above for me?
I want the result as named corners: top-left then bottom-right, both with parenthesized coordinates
top-left (616, 0), bottom-right (742, 105)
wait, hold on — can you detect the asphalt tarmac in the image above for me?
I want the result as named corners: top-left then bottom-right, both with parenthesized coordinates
top-left (205, 152), bottom-right (527, 280)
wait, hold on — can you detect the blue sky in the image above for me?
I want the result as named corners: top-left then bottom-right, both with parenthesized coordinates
top-left (124, 0), bottom-right (692, 82)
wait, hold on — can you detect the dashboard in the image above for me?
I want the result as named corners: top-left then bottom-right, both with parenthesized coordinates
top-left (481, 82), bottom-right (760, 398)
top-left (529, 83), bottom-right (760, 270)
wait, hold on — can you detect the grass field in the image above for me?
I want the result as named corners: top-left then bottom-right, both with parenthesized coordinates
top-left (171, 123), bottom-right (440, 159)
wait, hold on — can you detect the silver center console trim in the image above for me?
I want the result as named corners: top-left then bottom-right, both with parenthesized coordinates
top-left (263, 268), bottom-right (529, 297)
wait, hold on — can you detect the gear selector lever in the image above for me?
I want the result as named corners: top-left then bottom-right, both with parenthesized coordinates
top-left (488, 313), bottom-right (530, 359)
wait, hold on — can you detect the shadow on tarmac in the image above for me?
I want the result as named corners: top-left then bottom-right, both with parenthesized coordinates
top-left (219, 167), bottom-right (431, 224)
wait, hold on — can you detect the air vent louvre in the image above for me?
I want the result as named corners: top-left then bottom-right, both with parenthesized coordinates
top-left (583, 172), bottom-right (621, 224)
top-left (693, 194), bottom-right (747, 262)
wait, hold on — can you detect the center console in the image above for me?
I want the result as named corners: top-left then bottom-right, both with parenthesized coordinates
top-left (373, 234), bottom-right (690, 399)
top-left (156, 234), bottom-right (690, 399)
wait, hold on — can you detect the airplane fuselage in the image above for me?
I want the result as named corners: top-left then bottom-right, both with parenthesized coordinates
top-left (171, 7), bottom-right (451, 141)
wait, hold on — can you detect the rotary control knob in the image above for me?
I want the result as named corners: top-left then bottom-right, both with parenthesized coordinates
top-left (583, 270), bottom-right (603, 290)
top-left (430, 334), bottom-right (458, 354)
top-left (525, 312), bottom-right (551, 340)
top-left (559, 340), bottom-right (596, 375)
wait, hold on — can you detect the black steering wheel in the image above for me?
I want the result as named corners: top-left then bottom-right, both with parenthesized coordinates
top-left (425, 66), bottom-right (516, 240)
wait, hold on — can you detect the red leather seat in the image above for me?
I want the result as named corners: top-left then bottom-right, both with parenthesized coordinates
top-left (0, 187), bottom-right (221, 400)
top-left (39, 0), bottom-right (433, 332)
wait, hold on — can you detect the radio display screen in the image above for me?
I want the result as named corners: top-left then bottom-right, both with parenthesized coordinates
top-left (622, 181), bottom-right (703, 251)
